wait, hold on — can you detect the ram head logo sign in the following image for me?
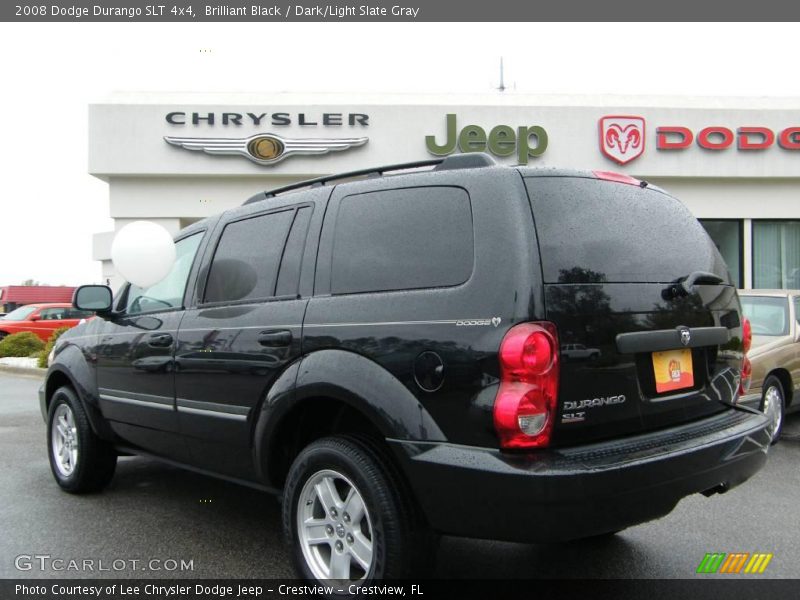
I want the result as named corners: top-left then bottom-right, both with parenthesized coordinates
top-left (599, 116), bottom-right (645, 165)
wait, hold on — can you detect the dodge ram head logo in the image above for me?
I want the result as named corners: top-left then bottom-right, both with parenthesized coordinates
top-left (599, 116), bottom-right (645, 165)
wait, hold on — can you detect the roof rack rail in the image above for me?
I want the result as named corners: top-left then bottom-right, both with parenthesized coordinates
top-left (243, 153), bottom-right (497, 205)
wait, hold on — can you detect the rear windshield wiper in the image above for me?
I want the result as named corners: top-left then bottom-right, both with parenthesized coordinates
top-left (662, 271), bottom-right (724, 300)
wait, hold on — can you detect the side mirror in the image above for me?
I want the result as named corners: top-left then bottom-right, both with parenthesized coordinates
top-left (29, 315), bottom-right (40, 321)
top-left (73, 285), bottom-right (114, 314)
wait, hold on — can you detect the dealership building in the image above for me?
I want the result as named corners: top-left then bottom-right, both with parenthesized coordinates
top-left (89, 93), bottom-right (800, 290)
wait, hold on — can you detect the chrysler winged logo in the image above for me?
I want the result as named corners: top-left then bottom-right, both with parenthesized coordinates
top-left (679, 327), bottom-right (692, 347)
top-left (164, 132), bottom-right (368, 166)
top-left (599, 115), bottom-right (645, 165)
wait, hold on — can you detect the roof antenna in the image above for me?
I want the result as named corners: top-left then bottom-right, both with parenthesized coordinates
top-left (497, 57), bottom-right (506, 93)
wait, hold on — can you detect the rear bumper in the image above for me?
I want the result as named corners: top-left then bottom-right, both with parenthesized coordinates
top-left (390, 408), bottom-right (770, 543)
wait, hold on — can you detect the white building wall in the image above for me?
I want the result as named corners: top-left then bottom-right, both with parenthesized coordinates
top-left (107, 176), bottom-right (302, 219)
top-left (646, 179), bottom-right (799, 219)
top-left (87, 92), bottom-right (800, 287)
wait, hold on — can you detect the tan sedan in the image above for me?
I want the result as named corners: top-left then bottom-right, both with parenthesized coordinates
top-left (738, 289), bottom-right (800, 443)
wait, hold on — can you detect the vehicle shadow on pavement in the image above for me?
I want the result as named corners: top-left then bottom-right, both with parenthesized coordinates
top-left (435, 533), bottom-right (639, 579)
top-left (102, 457), bottom-right (293, 578)
top-left (110, 456), bottom-right (642, 579)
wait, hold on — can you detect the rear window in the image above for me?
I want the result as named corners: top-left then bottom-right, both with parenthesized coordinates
top-left (740, 296), bottom-right (790, 336)
top-left (525, 177), bottom-right (729, 284)
top-left (330, 187), bottom-right (473, 295)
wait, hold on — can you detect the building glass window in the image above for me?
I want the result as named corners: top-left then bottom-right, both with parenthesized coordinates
top-left (699, 220), bottom-right (742, 289)
top-left (753, 221), bottom-right (800, 290)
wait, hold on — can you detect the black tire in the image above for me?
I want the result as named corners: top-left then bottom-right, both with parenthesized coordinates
top-left (0, 331), bottom-right (7, 341)
top-left (282, 435), bottom-right (428, 582)
top-left (761, 375), bottom-right (785, 445)
top-left (47, 386), bottom-right (117, 493)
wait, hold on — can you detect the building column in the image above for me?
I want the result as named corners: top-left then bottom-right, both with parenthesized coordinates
top-left (743, 218), bottom-right (753, 290)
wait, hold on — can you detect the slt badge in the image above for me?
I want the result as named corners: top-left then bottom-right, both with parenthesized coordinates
top-left (164, 132), bottom-right (368, 166)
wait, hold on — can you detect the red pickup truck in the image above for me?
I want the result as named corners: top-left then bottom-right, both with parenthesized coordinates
top-left (0, 303), bottom-right (93, 342)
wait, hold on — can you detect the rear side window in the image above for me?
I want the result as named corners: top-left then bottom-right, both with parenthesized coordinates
top-left (330, 187), bottom-right (473, 295)
top-left (525, 177), bottom-right (729, 284)
top-left (39, 308), bottom-right (65, 320)
top-left (204, 209), bottom-right (294, 304)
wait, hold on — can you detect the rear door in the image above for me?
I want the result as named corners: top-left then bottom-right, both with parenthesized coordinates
top-left (524, 175), bottom-right (745, 446)
top-left (174, 200), bottom-right (320, 480)
top-left (63, 307), bottom-right (93, 328)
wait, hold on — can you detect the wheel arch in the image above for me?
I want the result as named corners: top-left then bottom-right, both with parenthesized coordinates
top-left (45, 346), bottom-right (114, 440)
top-left (254, 348), bottom-right (445, 489)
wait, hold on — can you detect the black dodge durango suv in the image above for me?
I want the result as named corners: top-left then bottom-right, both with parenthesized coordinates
top-left (42, 153), bottom-right (770, 582)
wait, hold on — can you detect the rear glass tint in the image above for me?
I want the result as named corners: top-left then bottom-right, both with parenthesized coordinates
top-left (525, 177), bottom-right (729, 284)
top-left (205, 209), bottom-right (294, 303)
top-left (330, 187), bottom-right (473, 295)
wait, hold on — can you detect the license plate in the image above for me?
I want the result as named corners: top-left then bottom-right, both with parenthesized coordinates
top-left (652, 348), bottom-right (694, 393)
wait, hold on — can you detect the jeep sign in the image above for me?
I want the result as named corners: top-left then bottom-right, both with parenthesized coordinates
top-left (426, 114), bottom-right (548, 164)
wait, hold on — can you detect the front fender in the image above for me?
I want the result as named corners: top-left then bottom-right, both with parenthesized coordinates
top-left (45, 343), bottom-right (114, 441)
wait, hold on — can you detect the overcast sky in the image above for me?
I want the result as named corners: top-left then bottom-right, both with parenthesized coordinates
top-left (0, 22), bottom-right (798, 286)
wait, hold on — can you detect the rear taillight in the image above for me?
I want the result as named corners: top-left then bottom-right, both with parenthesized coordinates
top-left (494, 322), bottom-right (560, 449)
top-left (742, 317), bottom-right (752, 354)
top-left (739, 356), bottom-right (752, 395)
top-left (739, 317), bottom-right (753, 395)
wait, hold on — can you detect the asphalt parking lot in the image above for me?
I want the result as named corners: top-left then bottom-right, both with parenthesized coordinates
top-left (1, 370), bottom-right (798, 580)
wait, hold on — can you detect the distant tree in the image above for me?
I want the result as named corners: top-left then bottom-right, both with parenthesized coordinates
top-left (20, 279), bottom-right (41, 286)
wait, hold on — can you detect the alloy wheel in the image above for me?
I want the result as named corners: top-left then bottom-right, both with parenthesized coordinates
top-left (51, 403), bottom-right (79, 477)
top-left (763, 384), bottom-right (784, 442)
top-left (297, 469), bottom-right (374, 582)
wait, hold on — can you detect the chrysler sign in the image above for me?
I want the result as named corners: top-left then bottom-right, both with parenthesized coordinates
top-left (163, 110), bottom-right (370, 166)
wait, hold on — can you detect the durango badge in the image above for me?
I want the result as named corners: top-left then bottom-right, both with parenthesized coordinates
top-left (599, 115), bottom-right (645, 165)
top-left (164, 133), bottom-right (368, 166)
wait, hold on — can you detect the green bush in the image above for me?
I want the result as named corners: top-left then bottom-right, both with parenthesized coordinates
top-left (0, 332), bottom-right (45, 358)
top-left (37, 326), bottom-right (71, 368)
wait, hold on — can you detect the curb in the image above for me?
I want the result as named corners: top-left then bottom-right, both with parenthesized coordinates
top-left (0, 365), bottom-right (46, 379)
